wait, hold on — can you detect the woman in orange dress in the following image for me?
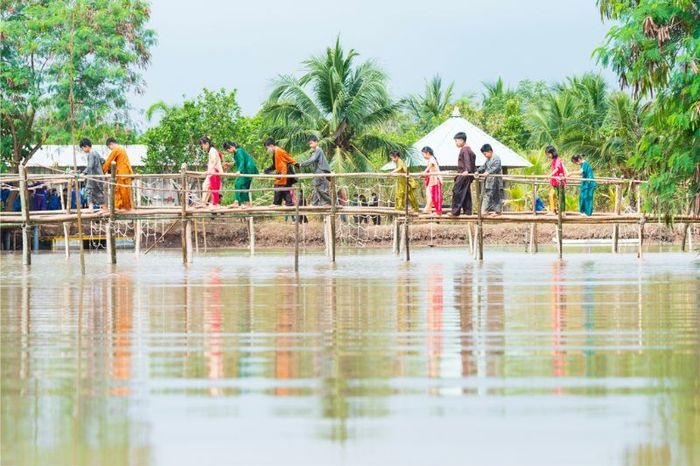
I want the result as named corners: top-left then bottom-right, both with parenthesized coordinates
top-left (103, 137), bottom-right (134, 210)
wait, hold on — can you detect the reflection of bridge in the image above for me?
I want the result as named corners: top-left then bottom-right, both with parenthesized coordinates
top-left (2, 163), bottom-right (698, 270)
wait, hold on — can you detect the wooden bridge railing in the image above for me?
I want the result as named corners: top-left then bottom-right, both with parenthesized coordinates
top-left (1, 167), bottom-right (697, 270)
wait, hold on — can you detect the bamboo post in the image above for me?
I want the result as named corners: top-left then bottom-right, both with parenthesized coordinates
top-left (180, 164), bottom-right (188, 265)
top-left (556, 180), bottom-right (564, 259)
top-left (612, 182), bottom-right (621, 253)
top-left (476, 175), bottom-right (484, 261)
top-left (294, 186), bottom-right (300, 272)
top-left (528, 181), bottom-right (538, 254)
top-left (18, 163), bottom-right (31, 266)
top-left (63, 222), bottom-right (71, 258)
top-left (185, 219), bottom-right (193, 264)
top-left (107, 162), bottom-right (117, 264)
top-left (403, 171), bottom-right (410, 261)
top-left (392, 216), bottom-right (400, 255)
top-left (193, 218), bottom-right (199, 254)
top-left (330, 176), bottom-right (337, 263)
top-left (74, 176), bottom-right (85, 274)
top-left (202, 220), bottom-right (207, 253)
top-left (134, 179), bottom-right (141, 256)
top-left (248, 216), bottom-right (255, 255)
top-left (681, 196), bottom-right (692, 252)
top-left (467, 222), bottom-right (474, 255)
top-left (637, 184), bottom-right (644, 259)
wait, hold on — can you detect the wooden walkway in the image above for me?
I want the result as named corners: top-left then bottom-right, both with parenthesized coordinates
top-left (2, 162), bottom-right (698, 271)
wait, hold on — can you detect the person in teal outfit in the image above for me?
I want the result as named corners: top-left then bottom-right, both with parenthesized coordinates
top-left (571, 154), bottom-right (596, 216)
top-left (223, 141), bottom-right (259, 207)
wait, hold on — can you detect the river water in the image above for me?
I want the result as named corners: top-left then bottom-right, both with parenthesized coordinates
top-left (1, 248), bottom-right (698, 466)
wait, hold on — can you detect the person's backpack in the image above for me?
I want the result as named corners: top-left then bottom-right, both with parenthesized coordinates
top-left (286, 163), bottom-right (298, 186)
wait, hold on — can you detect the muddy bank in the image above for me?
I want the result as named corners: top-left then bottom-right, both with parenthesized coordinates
top-left (78, 218), bottom-right (694, 249)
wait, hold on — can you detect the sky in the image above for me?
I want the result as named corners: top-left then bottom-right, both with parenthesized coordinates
top-left (130, 0), bottom-right (614, 128)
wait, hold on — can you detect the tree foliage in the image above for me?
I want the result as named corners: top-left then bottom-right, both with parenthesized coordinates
top-left (406, 75), bottom-right (455, 132)
top-left (595, 0), bottom-right (700, 213)
top-left (0, 0), bottom-right (156, 170)
top-left (261, 38), bottom-right (405, 172)
top-left (141, 88), bottom-right (262, 173)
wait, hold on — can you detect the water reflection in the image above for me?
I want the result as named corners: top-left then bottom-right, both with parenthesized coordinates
top-left (1, 251), bottom-right (698, 465)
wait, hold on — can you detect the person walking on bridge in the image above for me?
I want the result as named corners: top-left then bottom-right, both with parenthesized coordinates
top-left (264, 138), bottom-right (298, 207)
top-left (449, 132), bottom-right (476, 216)
top-left (546, 145), bottom-right (568, 214)
top-left (571, 154), bottom-right (596, 216)
top-left (223, 141), bottom-right (258, 208)
top-left (389, 150), bottom-right (419, 212)
top-left (476, 144), bottom-right (503, 216)
top-left (79, 138), bottom-right (105, 210)
top-left (102, 137), bottom-right (133, 211)
top-left (300, 135), bottom-right (332, 206)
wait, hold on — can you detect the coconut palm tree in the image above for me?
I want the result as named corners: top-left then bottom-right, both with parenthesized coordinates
top-left (261, 38), bottom-right (404, 172)
top-left (406, 74), bottom-right (454, 131)
top-left (600, 91), bottom-right (643, 178)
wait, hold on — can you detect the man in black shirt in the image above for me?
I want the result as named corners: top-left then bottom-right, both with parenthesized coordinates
top-left (450, 132), bottom-right (477, 216)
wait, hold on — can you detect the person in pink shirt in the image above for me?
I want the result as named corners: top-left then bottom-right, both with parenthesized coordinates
top-left (546, 145), bottom-right (568, 214)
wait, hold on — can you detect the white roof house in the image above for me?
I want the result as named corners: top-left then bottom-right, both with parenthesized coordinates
top-left (382, 108), bottom-right (532, 170)
top-left (26, 145), bottom-right (147, 168)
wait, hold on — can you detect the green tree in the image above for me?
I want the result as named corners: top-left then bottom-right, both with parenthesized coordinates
top-left (141, 88), bottom-right (261, 173)
top-left (406, 74), bottom-right (454, 132)
top-left (0, 0), bottom-right (156, 170)
top-left (595, 0), bottom-right (700, 214)
top-left (261, 38), bottom-right (404, 172)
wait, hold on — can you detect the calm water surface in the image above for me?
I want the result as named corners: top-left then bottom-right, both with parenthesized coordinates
top-left (1, 248), bottom-right (699, 466)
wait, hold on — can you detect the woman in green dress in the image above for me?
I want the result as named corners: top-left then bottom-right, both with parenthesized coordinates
top-left (223, 141), bottom-right (258, 208)
top-left (571, 154), bottom-right (596, 216)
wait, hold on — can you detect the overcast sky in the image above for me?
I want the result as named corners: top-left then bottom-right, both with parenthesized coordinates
top-left (130, 0), bottom-right (613, 128)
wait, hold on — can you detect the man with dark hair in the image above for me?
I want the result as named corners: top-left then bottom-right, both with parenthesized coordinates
top-left (476, 144), bottom-right (503, 215)
top-left (103, 137), bottom-right (133, 210)
top-left (450, 132), bottom-right (476, 216)
top-left (264, 138), bottom-right (298, 206)
top-left (223, 141), bottom-right (258, 208)
top-left (79, 138), bottom-right (105, 209)
top-left (299, 135), bottom-right (332, 205)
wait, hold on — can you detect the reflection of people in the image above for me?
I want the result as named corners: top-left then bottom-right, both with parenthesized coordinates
top-left (300, 135), bottom-right (332, 206)
top-left (103, 137), bottom-right (133, 210)
top-left (476, 144), bottom-right (503, 216)
top-left (450, 132), bottom-right (476, 216)
top-left (551, 260), bottom-right (566, 392)
top-left (389, 150), bottom-right (418, 212)
top-left (426, 264), bottom-right (444, 381)
top-left (571, 154), bottom-right (596, 216)
top-left (205, 268), bottom-right (224, 396)
top-left (110, 273), bottom-right (133, 396)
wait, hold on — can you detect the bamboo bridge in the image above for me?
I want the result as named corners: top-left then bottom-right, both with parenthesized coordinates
top-left (1, 162), bottom-right (698, 272)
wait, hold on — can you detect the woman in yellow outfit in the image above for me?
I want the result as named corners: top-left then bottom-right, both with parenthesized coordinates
top-left (103, 137), bottom-right (134, 210)
top-left (389, 150), bottom-right (419, 211)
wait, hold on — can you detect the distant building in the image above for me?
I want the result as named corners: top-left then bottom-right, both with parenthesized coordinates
top-left (382, 108), bottom-right (532, 171)
top-left (25, 145), bottom-right (147, 173)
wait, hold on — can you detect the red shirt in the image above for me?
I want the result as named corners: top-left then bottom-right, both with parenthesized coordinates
top-left (550, 158), bottom-right (566, 187)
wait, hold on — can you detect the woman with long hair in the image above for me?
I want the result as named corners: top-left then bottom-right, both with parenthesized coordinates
top-left (421, 146), bottom-right (443, 216)
top-left (546, 145), bottom-right (568, 214)
top-left (199, 136), bottom-right (223, 207)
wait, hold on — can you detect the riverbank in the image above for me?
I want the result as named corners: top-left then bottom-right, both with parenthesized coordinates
top-left (75, 218), bottom-right (694, 249)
